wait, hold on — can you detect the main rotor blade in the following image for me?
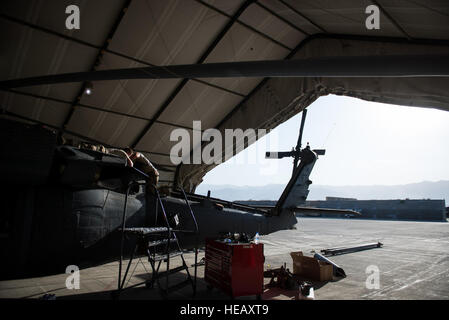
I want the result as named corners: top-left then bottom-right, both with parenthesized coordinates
top-left (1, 55), bottom-right (448, 89)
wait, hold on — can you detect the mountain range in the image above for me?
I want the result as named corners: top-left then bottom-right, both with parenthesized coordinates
top-left (196, 180), bottom-right (449, 204)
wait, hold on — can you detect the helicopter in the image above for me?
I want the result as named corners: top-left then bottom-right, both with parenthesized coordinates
top-left (0, 103), bottom-right (357, 279)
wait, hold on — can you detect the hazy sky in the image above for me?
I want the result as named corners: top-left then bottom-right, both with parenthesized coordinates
top-left (201, 95), bottom-right (449, 187)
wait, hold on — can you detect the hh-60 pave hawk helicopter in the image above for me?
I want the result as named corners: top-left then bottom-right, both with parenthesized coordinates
top-left (1, 55), bottom-right (447, 292)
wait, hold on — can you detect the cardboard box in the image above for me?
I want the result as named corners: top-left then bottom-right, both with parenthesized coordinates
top-left (290, 251), bottom-right (333, 281)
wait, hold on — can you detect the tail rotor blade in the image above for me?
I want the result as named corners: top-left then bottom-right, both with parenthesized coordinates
top-left (296, 109), bottom-right (308, 152)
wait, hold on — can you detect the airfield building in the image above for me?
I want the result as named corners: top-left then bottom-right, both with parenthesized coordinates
top-left (238, 198), bottom-right (447, 222)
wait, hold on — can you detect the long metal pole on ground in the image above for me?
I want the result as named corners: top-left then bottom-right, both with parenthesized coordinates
top-left (321, 242), bottom-right (383, 256)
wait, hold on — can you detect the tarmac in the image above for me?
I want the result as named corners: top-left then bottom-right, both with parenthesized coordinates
top-left (0, 217), bottom-right (448, 300)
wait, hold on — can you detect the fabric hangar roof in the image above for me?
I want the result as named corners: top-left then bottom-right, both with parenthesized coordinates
top-left (1, 0), bottom-right (448, 190)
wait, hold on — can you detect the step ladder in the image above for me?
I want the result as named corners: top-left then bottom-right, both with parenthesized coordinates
top-left (114, 182), bottom-right (199, 299)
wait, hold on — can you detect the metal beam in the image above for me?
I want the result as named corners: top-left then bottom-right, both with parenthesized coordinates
top-left (277, 0), bottom-right (327, 33)
top-left (61, 0), bottom-right (132, 131)
top-left (0, 109), bottom-right (176, 172)
top-left (404, 0), bottom-right (449, 18)
top-left (1, 109), bottom-right (106, 146)
top-left (194, 0), bottom-right (292, 50)
top-left (0, 13), bottom-right (244, 98)
top-left (186, 77), bottom-right (269, 167)
top-left (320, 242), bottom-right (383, 256)
top-left (0, 13), bottom-right (102, 52)
top-left (372, 0), bottom-right (412, 40)
top-left (130, 0), bottom-right (255, 149)
top-left (255, 1), bottom-right (309, 36)
top-left (1, 88), bottom-right (202, 132)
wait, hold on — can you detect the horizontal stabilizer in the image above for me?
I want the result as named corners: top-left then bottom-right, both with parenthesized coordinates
top-left (293, 206), bottom-right (361, 215)
top-left (247, 205), bottom-right (360, 216)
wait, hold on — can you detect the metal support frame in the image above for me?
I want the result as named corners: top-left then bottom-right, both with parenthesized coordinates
top-left (1, 88), bottom-right (203, 134)
top-left (130, 0), bottom-right (255, 149)
top-left (0, 109), bottom-right (176, 172)
top-left (177, 25), bottom-right (310, 176)
top-left (116, 180), bottom-right (159, 298)
top-left (255, 1), bottom-right (309, 36)
top-left (178, 186), bottom-right (199, 294)
top-left (115, 181), bottom-right (199, 299)
top-left (62, 0), bottom-right (132, 132)
top-left (320, 242), bottom-right (383, 256)
top-left (117, 181), bottom-right (138, 295)
top-left (194, 0), bottom-right (292, 50)
top-left (372, 0), bottom-right (412, 40)
top-left (277, 0), bottom-right (327, 33)
top-left (0, 13), bottom-right (245, 96)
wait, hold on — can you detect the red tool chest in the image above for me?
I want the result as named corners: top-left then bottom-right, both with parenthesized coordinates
top-left (205, 239), bottom-right (264, 299)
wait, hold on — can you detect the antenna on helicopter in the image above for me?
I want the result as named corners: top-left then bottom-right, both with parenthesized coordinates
top-left (265, 108), bottom-right (325, 177)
